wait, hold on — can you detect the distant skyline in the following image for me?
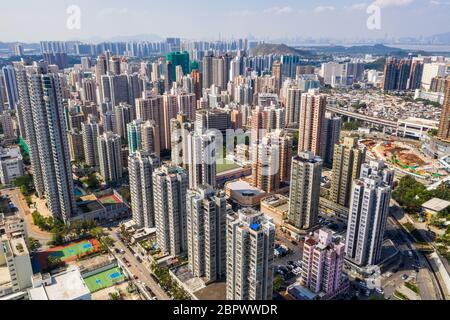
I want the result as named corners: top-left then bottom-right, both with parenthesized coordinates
top-left (1, 0), bottom-right (449, 43)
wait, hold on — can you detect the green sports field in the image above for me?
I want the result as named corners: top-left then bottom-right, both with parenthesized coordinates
top-left (216, 159), bottom-right (240, 173)
top-left (48, 240), bottom-right (98, 261)
top-left (84, 267), bottom-right (125, 292)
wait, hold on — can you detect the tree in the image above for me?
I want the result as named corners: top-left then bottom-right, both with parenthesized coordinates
top-left (47, 255), bottom-right (63, 268)
top-left (51, 232), bottom-right (64, 246)
top-left (273, 275), bottom-right (285, 292)
top-left (28, 237), bottom-right (41, 251)
top-left (90, 227), bottom-right (104, 239)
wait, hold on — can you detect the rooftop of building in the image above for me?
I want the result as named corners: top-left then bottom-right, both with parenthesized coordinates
top-left (28, 266), bottom-right (90, 300)
top-left (0, 266), bottom-right (11, 287)
top-left (9, 237), bottom-right (29, 256)
top-left (421, 198), bottom-right (450, 212)
top-left (0, 147), bottom-right (22, 160)
top-left (398, 117), bottom-right (439, 127)
top-left (225, 180), bottom-right (264, 197)
top-left (287, 283), bottom-right (319, 300)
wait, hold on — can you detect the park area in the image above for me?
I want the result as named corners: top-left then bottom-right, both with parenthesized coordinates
top-left (35, 238), bottom-right (101, 271)
top-left (84, 267), bottom-right (125, 293)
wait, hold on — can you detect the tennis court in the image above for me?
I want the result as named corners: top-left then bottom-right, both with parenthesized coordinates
top-left (84, 267), bottom-right (125, 292)
top-left (47, 239), bottom-right (99, 261)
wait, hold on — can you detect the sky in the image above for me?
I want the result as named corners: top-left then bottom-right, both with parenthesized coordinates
top-left (0, 0), bottom-right (449, 43)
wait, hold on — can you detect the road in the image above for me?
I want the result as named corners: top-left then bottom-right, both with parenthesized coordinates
top-left (106, 229), bottom-right (171, 300)
top-left (387, 204), bottom-right (445, 300)
top-left (382, 214), bottom-right (438, 300)
top-left (0, 188), bottom-right (52, 246)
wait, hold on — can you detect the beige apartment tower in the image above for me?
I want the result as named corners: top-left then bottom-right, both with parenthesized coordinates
top-left (330, 137), bottom-right (365, 207)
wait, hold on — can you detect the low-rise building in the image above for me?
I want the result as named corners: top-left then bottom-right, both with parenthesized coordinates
top-left (260, 194), bottom-right (289, 226)
top-left (28, 266), bottom-right (91, 300)
top-left (421, 198), bottom-right (450, 218)
top-left (0, 147), bottom-right (24, 185)
top-left (397, 117), bottom-right (439, 140)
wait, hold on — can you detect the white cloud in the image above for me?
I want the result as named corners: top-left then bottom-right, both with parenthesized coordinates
top-left (263, 6), bottom-right (294, 15)
top-left (429, 0), bottom-right (450, 5)
top-left (314, 6), bottom-right (336, 13)
top-left (372, 0), bottom-right (414, 8)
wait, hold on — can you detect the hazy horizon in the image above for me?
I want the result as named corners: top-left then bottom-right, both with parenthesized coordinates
top-left (1, 0), bottom-right (449, 43)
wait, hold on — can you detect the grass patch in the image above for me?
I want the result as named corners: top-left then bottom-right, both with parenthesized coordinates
top-left (404, 281), bottom-right (420, 295)
top-left (394, 290), bottom-right (409, 300)
top-left (216, 159), bottom-right (240, 174)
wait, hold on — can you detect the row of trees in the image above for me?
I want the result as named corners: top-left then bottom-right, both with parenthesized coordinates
top-left (150, 263), bottom-right (190, 300)
top-left (13, 174), bottom-right (34, 205)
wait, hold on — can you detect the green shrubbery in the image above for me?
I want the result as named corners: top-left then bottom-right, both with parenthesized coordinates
top-left (393, 176), bottom-right (450, 215)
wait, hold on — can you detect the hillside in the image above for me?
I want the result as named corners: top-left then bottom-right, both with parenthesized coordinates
top-left (250, 43), bottom-right (313, 56)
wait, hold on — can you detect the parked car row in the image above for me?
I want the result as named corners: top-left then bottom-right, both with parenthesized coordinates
top-left (274, 243), bottom-right (290, 258)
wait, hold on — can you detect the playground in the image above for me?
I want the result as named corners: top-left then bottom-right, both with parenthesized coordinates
top-left (84, 267), bottom-right (125, 292)
top-left (36, 238), bottom-right (101, 271)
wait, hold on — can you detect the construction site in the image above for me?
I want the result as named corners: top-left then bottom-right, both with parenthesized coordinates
top-left (360, 137), bottom-right (449, 183)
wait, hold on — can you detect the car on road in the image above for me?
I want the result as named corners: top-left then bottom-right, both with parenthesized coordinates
top-left (402, 274), bottom-right (408, 280)
top-left (375, 288), bottom-right (384, 294)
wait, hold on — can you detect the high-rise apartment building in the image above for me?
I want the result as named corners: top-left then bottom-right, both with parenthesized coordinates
top-left (186, 185), bottom-right (227, 284)
top-left (1, 66), bottom-right (19, 109)
top-left (330, 137), bottom-right (365, 207)
top-left (300, 229), bottom-right (346, 300)
top-left (226, 208), bottom-right (275, 300)
top-left (345, 163), bottom-right (392, 267)
top-left (202, 54), bottom-right (214, 90)
top-left (82, 120), bottom-right (100, 166)
top-left (153, 165), bottom-right (188, 257)
top-left (136, 95), bottom-right (165, 151)
top-left (187, 131), bottom-right (217, 189)
top-left (437, 79), bottom-right (450, 141)
top-left (127, 119), bottom-right (160, 156)
top-left (114, 103), bottom-right (136, 140)
top-left (251, 130), bottom-right (292, 192)
top-left (288, 152), bottom-right (322, 231)
top-left (298, 89), bottom-right (326, 157)
top-left (67, 130), bottom-right (84, 163)
top-left (284, 87), bottom-right (301, 127)
top-left (408, 61), bottom-right (424, 90)
top-left (129, 151), bottom-right (159, 229)
top-left (171, 114), bottom-right (192, 168)
top-left (323, 114), bottom-right (342, 168)
top-left (272, 61), bottom-right (282, 94)
top-left (14, 62), bottom-right (76, 222)
top-left (97, 131), bottom-right (123, 184)
top-left (166, 51), bottom-right (190, 81)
